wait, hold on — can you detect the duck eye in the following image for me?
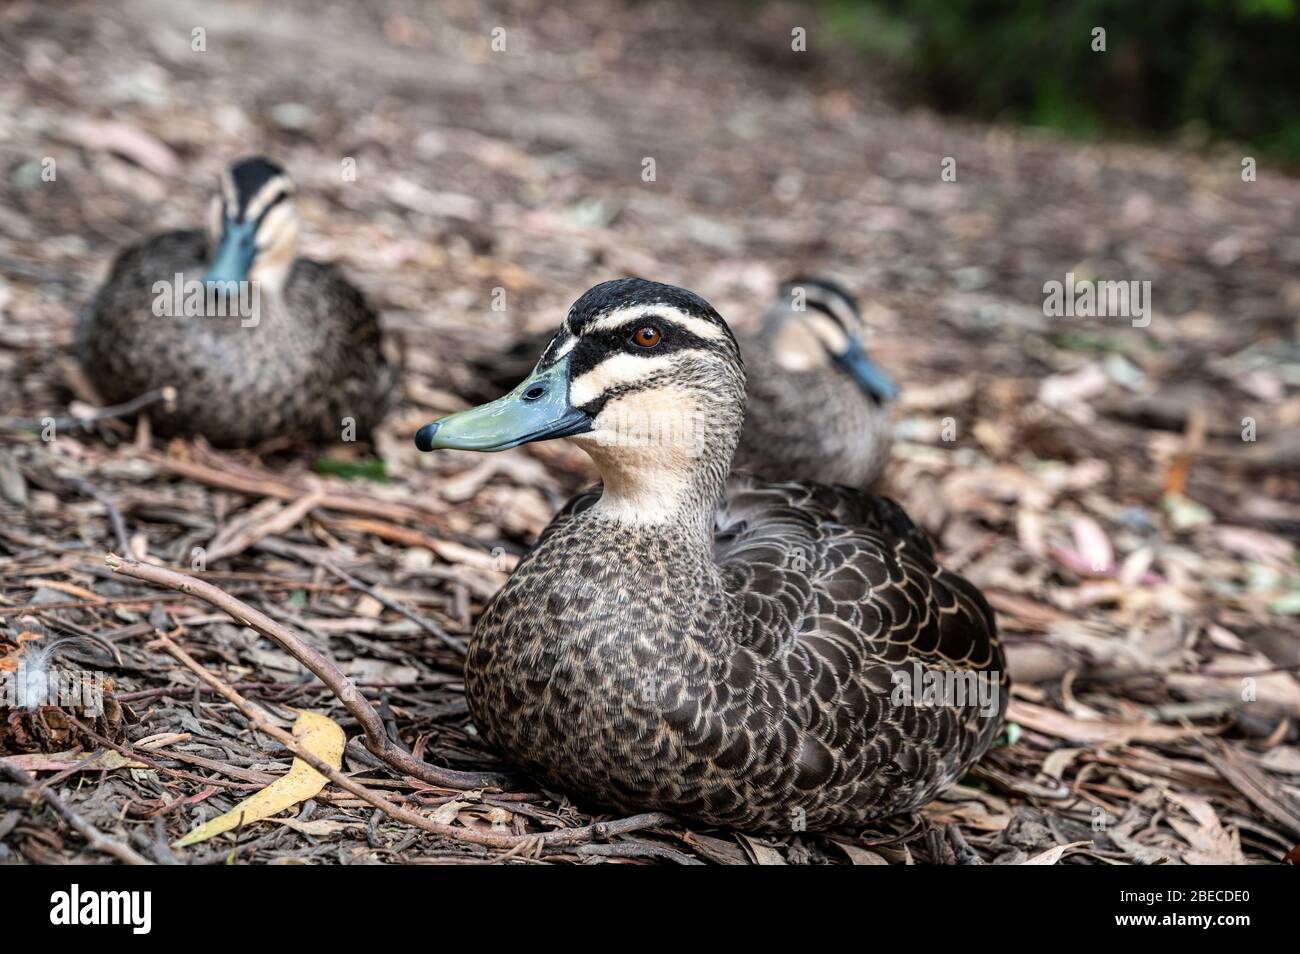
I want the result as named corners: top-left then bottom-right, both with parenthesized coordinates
top-left (632, 326), bottom-right (661, 348)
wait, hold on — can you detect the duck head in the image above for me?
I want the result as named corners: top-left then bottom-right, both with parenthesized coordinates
top-left (204, 157), bottom-right (299, 296)
top-left (417, 278), bottom-right (746, 528)
top-left (768, 276), bottom-right (897, 403)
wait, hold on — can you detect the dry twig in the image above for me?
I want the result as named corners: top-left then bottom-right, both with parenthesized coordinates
top-left (104, 554), bottom-right (510, 790)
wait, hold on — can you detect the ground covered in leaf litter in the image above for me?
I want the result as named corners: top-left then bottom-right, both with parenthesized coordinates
top-left (1, 0), bottom-right (1299, 865)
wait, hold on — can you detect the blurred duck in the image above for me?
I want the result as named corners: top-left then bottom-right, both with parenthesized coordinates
top-left (77, 157), bottom-right (393, 446)
top-left (465, 275), bottom-right (896, 488)
top-left (734, 277), bottom-right (896, 489)
top-left (415, 278), bottom-right (1004, 831)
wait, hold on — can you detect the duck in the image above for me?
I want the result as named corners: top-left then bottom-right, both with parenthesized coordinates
top-left (415, 278), bottom-right (1005, 832)
top-left (462, 275), bottom-right (896, 488)
top-left (734, 276), bottom-right (896, 489)
top-left (76, 157), bottom-right (394, 447)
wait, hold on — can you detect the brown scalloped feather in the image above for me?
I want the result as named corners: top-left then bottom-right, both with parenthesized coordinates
top-left (466, 473), bottom-right (1006, 832)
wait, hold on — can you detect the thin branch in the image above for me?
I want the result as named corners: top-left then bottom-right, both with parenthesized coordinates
top-left (105, 554), bottom-right (511, 791)
top-left (0, 386), bottom-right (176, 434)
top-left (156, 453), bottom-right (449, 528)
top-left (113, 675), bottom-right (458, 703)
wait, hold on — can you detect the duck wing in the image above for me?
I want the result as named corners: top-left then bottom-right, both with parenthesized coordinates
top-left (710, 473), bottom-right (1005, 819)
top-left (713, 472), bottom-right (998, 669)
top-left (284, 259), bottom-right (396, 441)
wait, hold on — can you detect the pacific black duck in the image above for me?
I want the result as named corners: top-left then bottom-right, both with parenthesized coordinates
top-left (416, 278), bottom-right (1005, 832)
top-left (735, 276), bottom-right (896, 489)
top-left (76, 157), bottom-right (394, 446)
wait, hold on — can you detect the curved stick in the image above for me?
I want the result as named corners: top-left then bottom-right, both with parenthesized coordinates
top-left (104, 555), bottom-right (514, 791)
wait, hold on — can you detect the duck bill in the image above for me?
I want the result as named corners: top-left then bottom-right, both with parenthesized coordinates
top-left (415, 355), bottom-right (592, 452)
top-left (835, 336), bottom-right (898, 402)
top-left (203, 219), bottom-right (258, 286)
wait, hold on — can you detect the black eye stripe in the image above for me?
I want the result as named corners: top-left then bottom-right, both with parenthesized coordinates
top-left (222, 189), bottom-right (288, 231)
top-left (566, 325), bottom-right (733, 380)
top-left (802, 299), bottom-right (849, 329)
top-left (573, 379), bottom-right (651, 416)
top-left (255, 190), bottom-right (287, 225)
top-left (786, 276), bottom-right (859, 311)
top-left (241, 190), bottom-right (287, 229)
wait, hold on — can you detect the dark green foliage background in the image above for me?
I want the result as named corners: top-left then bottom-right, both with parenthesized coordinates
top-left (826, 0), bottom-right (1300, 161)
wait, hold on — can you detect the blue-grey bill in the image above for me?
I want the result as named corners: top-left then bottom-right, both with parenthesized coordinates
top-left (203, 218), bottom-right (259, 286)
top-left (415, 355), bottom-right (592, 452)
top-left (835, 336), bottom-right (898, 402)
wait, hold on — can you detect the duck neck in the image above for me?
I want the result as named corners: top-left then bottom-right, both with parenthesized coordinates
top-left (572, 399), bottom-right (742, 549)
top-left (584, 447), bottom-right (729, 546)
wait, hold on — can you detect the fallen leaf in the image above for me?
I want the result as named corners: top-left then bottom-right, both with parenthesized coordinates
top-left (174, 710), bottom-right (344, 848)
top-left (1163, 492), bottom-right (1213, 530)
top-left (1165, 791), bottom-right (1245, 865)
top-left (1214, 526), bottom-right (1295, 563)
top-left (1020, 839), bottom-right (1092, 865)
top-left (1041, 747), bottom-right (1086, 781)
top-left (737, 833), bottom-right (787, 865)
top-left (1258, 747), bottom-right (1300, 775)
top-left (1205, 744), bottom-right (1300, 839)
top-left (429, 799), bottom-right (472, 826)
top-left (67, 119), bottom-right (179, 176)
top-left (1070, 515), bottom-right (1114, 575)
top-left (833, 842), bottom-right (889, 864)
top-left (1038, 364), bottom-right (1108, 413)
top-left (1008, 699), bottom-right (1204, 744)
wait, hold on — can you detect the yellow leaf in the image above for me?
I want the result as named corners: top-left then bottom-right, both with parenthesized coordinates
top-left (174, 711), bottom-right (344, 848)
